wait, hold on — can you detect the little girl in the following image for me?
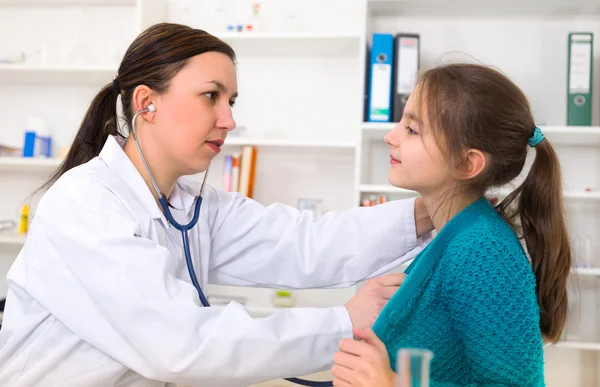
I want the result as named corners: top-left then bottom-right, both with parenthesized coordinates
top-left (331, 63), bottom-right (571, 386)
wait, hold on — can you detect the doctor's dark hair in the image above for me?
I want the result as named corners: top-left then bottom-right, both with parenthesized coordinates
top-left (415, 63), bottom-right (571, 344)
top-left (42, 22), bottom-right (236, 189)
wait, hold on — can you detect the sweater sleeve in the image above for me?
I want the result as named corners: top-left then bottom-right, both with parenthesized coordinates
top-left (438, 235), bottom-right (545, 386)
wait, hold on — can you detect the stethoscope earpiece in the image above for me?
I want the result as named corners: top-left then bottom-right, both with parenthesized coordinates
top-left (146, 103), bottom-right (156, 113)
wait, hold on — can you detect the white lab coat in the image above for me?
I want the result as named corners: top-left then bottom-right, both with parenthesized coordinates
top-left (0, 136), bottom-right (424, 387)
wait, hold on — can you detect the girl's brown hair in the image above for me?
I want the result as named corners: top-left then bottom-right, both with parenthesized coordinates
top-left (417, 63), bottom-right (571, 343)
top-left (41, 22), bottom-right (236, 190)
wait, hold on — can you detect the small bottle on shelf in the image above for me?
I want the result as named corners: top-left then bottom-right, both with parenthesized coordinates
top-left (246, 1), bottom-right (262, 32)
top-left (18, 204), bottom-right (29, 236)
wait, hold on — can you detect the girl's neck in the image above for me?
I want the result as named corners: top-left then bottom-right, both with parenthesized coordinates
top-left (422, 189), bottom-right (481, 231)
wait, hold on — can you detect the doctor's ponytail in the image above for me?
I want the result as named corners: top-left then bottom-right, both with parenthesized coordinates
top-left (39, 82), bottom-right (120, 191)
top-left (50, 84), bottom-right (121, 186)
top-left (40, 23), bottom-right (236, 190)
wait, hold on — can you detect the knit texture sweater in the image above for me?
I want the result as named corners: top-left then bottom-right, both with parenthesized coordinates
top-left (373, 198), bottom-right (545, 386)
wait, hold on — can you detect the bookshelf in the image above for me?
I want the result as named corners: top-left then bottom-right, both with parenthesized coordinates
top-left (224, 137), bottom-right (356, 151)
top-left (362, 123), bottom-right (600, 146)
top-left (551, 341), bottom-right (600, 352)
top-left (367, 0), bottom-right (600, 17)
top-left (358, 183), bottom-right (600, 202)
top-left (359, 184), bottom-right (417, 196)
top-left (576, 268), bottom-right (600, 276)
top-left (217, 32), bottom-right (361, 57)
top-left (0, 234), bottom-right (26, 247)
top-left (0, 157), bottom-right (61, 173)
top-left (0, 65), bottom-right (117, 85)
top-left (0, 0), bottom-right (135, 5)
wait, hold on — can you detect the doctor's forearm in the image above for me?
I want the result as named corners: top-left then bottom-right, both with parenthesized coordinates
top-left (414, 197), bottom-right (433, 238)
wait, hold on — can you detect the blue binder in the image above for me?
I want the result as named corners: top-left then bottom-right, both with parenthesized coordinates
top-left (367, 33), bottom-right (394, 122)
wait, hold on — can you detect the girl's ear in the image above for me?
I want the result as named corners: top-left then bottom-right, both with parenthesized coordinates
top-left (455, 149), bottom-right (487, 181)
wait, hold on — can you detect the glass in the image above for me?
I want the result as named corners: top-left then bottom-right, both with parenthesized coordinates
top-left (583, 237), bottom-right (593, 268)
top-left (575, 236), bottom-right (596, 269)
top-left (573, 237), bottom-right (582, 268)
top-left (396, 348), bottom-right (433, 387)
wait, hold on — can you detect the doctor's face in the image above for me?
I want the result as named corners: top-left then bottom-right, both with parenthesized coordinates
top-left (384, 89), bottom-right (454, 196)
top-left (152, 52), bottom-right (238, 175)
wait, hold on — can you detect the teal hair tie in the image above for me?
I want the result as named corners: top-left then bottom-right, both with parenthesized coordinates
top-left (528, 127), bottom-right (544, 147)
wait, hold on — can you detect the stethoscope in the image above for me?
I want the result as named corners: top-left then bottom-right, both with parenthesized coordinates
top-left (131, 105), bottom-right (332, 387)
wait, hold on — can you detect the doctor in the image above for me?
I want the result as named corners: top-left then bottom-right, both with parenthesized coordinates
top-left (0, 23), bottom-right (431, 387)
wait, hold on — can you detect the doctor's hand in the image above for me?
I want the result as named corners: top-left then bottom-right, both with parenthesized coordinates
top-left (332, 327), bottom-right (395, 387)
top-left (344, 274), bottom-right (405, 331)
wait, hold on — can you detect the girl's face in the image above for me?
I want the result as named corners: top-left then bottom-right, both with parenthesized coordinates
top-left (150, 52), bottom-right (238, 176)
top-left (384, 87), bottom-right (456, 197)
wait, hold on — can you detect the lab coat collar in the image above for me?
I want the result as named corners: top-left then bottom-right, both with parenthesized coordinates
top-left (98, 136), bottom-right (197, 225)
top-left (168, 180), bottom-right (199, 217)
top-left (99, 135), bottom-right (165, 222)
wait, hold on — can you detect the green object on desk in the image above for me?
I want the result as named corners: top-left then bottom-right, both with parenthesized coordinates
top-left (273, 290), bottom-right (294, 308)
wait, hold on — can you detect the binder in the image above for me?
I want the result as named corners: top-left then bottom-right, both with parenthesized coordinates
top-left (567, 32), bottom-right (593, 126)
top-left (363, 43), bottom-right (371, 122)
top-left (392, 34), bottom-right (420, 123)
top-left (367, 33), bottom-right (394, 122)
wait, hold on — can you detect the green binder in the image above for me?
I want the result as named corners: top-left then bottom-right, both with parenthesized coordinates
top-left (567, 32), bottom-right (593, 126)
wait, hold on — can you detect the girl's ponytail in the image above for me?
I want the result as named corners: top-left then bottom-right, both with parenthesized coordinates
top-left (498, 137), bottom-right (572, 343)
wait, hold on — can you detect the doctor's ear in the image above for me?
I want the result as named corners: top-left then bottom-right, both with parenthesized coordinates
top-left (140, 103), bottom-right (157, 124)
top-left (132, 85), bottom-right (158, 122)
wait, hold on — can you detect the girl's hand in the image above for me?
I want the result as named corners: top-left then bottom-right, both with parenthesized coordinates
top-left (332, 327), bottom-right (396, 387)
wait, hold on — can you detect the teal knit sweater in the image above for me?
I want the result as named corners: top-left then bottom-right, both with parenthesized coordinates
top-left (373, 198), bottom-right (545, 386)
